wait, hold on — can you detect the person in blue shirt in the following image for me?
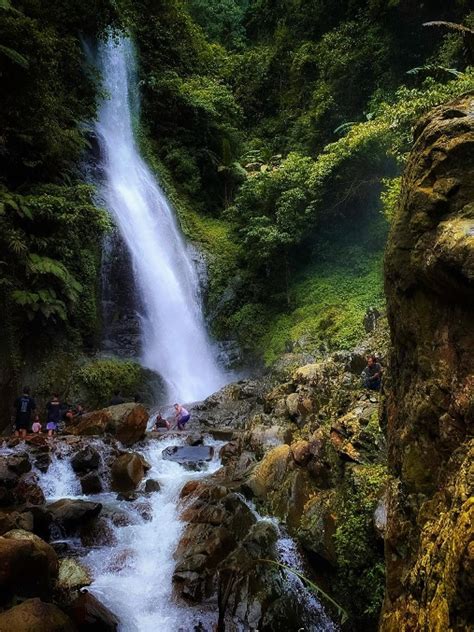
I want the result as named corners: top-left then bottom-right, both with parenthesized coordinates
top-left (13, 387), bottom-right (36, 438)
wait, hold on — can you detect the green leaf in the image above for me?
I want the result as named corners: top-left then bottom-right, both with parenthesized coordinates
top-left (0, 44), bottom-right (29, 69)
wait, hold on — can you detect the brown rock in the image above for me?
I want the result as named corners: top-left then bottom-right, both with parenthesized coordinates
top-left (0, 536), bottom-right (53, 599)
top-left (0, 510), bottom-right (33, 535)
top-left (80, 472), bottom-right (102, 495)
top-left (14, 473), bottom-right (46, 506)
top-left (3, 529), bottom-right (58, 577)
top-left (69, 403), bottom-right (148, 446)
top-left (0, 598), bottom-right (75, 631)
top-left (47, 499), bottom-right (102, 534)
top-left (290, 440), bottom-right (311, 465)
top-left (110, 452), bottom-right (149, 493)
top-left (68, 591), bottom-right (119, 631)
top-left (382, 94), bottom-right (474, 631)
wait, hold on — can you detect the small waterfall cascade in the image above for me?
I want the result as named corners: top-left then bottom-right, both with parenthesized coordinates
top-left (36, 437), bottom-right (224, 631)
top-left (95, 35), bottom-right (226, 403)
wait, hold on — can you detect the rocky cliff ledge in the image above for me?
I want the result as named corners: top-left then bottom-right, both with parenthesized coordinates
top-left (381, 94), bottom-right (474, 630)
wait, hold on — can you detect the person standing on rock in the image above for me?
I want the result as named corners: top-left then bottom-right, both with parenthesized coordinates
top-left (174, 403), bottom-right (190, 431)
top-left (13, 386), bottom-right (36, 438)
top-left (46, 393), bottom-right (61, 437)
top-left (362, 355), bottom-right (383, 391)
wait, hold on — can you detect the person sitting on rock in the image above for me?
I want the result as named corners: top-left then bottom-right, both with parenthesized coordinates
top-left (13, 386), bottom-right (36, 439)
top-left (362, 355), bottom-right (383, 391)
top-left (32, 415), bottom-right (42, 433)
top-left (174, 403), bottom-right (190, 431)
top-left (153, 412), bottom-right (170, 431)
top-left (46, 393), bottom-right (61, 437)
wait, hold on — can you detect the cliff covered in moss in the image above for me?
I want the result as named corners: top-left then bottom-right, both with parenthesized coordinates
top-left (381, 94), bottom-right (474, 630)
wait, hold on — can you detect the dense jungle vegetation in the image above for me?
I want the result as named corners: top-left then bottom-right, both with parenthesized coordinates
top-left (0, 0), bottom-right (473, 390)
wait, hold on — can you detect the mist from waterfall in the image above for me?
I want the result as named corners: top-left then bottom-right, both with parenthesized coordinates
top-left (95, 35), bottom-right (226, 403)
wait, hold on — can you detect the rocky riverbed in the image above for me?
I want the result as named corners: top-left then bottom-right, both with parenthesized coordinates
top-left (0, 325), bottom-right (390, 631)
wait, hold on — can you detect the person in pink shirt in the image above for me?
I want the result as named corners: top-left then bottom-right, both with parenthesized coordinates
top-left (174, 403), bottom-right (190, 431)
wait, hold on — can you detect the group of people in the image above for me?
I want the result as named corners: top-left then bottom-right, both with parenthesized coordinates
top-left (13, 387), bottom-right (85, 439)
top-left (13, 357), bottom-right (380, 440)
top-left (153, 403), bottom-right (190, 432)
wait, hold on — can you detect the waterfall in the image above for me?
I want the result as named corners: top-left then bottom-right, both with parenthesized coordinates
top-left (95, 35), bottom-right (226, 403)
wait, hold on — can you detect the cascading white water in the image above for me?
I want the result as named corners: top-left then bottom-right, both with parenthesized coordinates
top-left (36, 437), bottom-right (223, 631)
top-left (95, 35), bottom-right (226, 403)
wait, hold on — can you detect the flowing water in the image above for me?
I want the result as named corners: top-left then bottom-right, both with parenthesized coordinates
top-left (95, 35), bottom-right (226, 403)
top-left (37, 437), bottom-right (224, 631)
top-left (22, 435), bottom-right (338, 631)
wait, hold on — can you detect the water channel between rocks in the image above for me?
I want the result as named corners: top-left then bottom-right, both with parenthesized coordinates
top-left (38, 436), bottom-right (224, 631)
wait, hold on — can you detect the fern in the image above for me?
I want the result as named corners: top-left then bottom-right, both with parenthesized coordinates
top-left (423, 21), bottom-right (474, 36)
top-left (0, 44), bottom-right (29, 68)
top-left (407, 65), bottom-right (463, 78)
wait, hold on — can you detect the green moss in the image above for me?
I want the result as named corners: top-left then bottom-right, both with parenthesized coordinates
top-left (72, 358), bottom-right (144, 409)
top-left (333, 463), bottom-right (389, 626)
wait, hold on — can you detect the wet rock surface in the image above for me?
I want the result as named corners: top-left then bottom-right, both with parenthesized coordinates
top-left (110, 452), bottom-right (150, 492)
top-left (162, 445), bottom-right (214, 470)
top-left (67, 591), bottom-right (119, 631)
top-left (47, 499), bottom-right (102, 535)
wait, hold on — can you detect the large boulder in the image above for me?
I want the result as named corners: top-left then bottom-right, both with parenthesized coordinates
top-left (47, 499), bottom-right (102, 534)
top-left (79, 472), bottom-right (103, 495)
top-left (110, 453), bottom-right (150, 493)
top-left (381, 94), bottom-right (474, 631)
top-left (189, 379), bottom-right (268, 429)
top-left (2, 529), bottom-right (58, 577)
top-left (68, 591), bottom-right (119, 631)
top-left (0, 536), bottom-right (53, 600)
top-left (0, 598), bottom-right (75, 632)
top-left (69, 403), bottom-right (148, 446)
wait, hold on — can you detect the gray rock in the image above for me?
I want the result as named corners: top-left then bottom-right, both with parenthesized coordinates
top-left (47, 499), bottom-right (102, 534)
top-left (144, 479), bottom-right (161, 493)
top-left (71, 447), bottom-right (100, 474)
top-left (162, 445), bottom-right (214, 470)
top-left (79, 472), bottom-right (103, 495)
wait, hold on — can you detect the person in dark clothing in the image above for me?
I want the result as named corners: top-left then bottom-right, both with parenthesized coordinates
top-left (362, 355), bottom-right (383, 391)
top-left (13, 387), bottom-right (36, 438)
top-left (74, 403), bottom-right (85, 417)
top-left (153, 413), bottom-right (170, 431)
top-left (110, 391), bottom-right (125, 406)
top-left (46, 394), bottom-right (61, 437)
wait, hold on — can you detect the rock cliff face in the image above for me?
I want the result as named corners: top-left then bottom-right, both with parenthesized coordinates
top-left (382, 94), bottom-right (474, 630)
